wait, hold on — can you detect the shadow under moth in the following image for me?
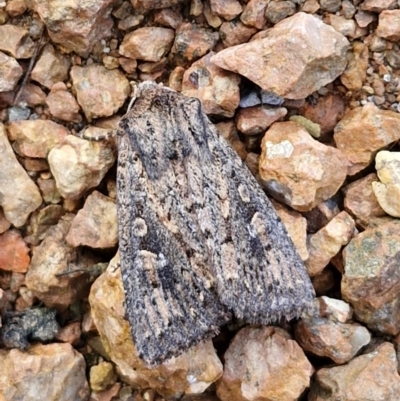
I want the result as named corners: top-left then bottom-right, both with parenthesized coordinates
top-left (103, 81), bottom-right (314, 365)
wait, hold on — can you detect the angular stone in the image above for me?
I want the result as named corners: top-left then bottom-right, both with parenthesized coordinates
top-left (70, 64), bottom-right (130, 121)
top-left (215, 121), bottom-right (247, 160)
top-left (309, 343), bottom-right (400, 401)
top-left (318, 296), bottom-right (353, 323)
top-left (240, 0), bottom-right (269, 29)
top-left (372, 151), bottom-right (400, 218)
top-left (209, 0), bottom-right (242, 20)
top-left (236, 106), bottom-right (287, 135)
top-left (66, 191), bottom-right (118, 249)
top-left (377, 10), bottom-right (400, 40)
top-left (0, 124), bottom-right (42, 227)
top-left (7, 119), bottom-right (69, 158)
top-left (0, 343), bottom-right (90, 401)
top-left (211, 13), bottom-right (349, 99)
top-left (342, 219), bottom-right (400, 335)
top-left (48, 135), bottom-right (115, 200)
top-left (340, 42), bottom-right (369, 91)
top-left (306, 211), bottom-right (356, 277)
top-left (153, 8), bottom-right (183, 29)
top-left (182, 52), bottom-right (240, 118)
top-left (32, 0), bottom-right (114, 57)
top-left (136, 0), bottom-right (186, 9)
top-left (259, 121), bottom-right (348, 211)
top-left (219, 20), bottom-right (257, 48)
top-left (216, 326), bottom-right (313, 401)
top-left (0, 24), bottom-right (35, 58)
top-left (265, 1), bottom-right (297, 24)
top-left (119, 27), bottom-right (174, 62)
top-left (361, 0), bottom-right (396, 12)
top-left (0, 229), bottom-right (30, 273)
top-left (89, 253), bottom-right (224, 398)
top-left (0, 51), bottom-right (23, 91)
top-left (90, 361), bottom-right (117, 392)
top-left (334, 103), bottom-right (400, 175)
top-left (46, 83), bottom-right (82, 123)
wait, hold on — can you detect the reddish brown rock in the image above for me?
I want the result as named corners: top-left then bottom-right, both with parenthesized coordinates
top-left (236, 106), bottom-right (287, 135)
top-left (361, 0), bottom-right (396, 12)
top-left (170, 23), bottom-right (219, 66)
top-left (240, 0), bottom-right (269, 29)
top-left (209, 0), bottom-right (242, 20)
top-left (182, 52), bottom-right (240, 118)
top-left (260, 122), bottom-right (348, 212)
top-left (376, 10), bottom-right (400, 40)
top-left (7, 119), bottom-right (69, 158)
top-left (203, 1), bottom-right (223, 28)
top-left (343, 173), bottom-right (386, 227)
top-left (32, 0), bottom-right (114, 57)
top-left (119, 27), bottom-right (174, 62)
top-left (295, 317), bottom-right (370, 364)
top-left (219, 20), bottom-right (257, 48)
top-left (46, 83), bottom-right (82, 123)
top-left (48, 135), bottom-right (115, 200)
top-left (31, 44), bottom-right (71, 89)
top-left (340, 42), bottom-right (369, 91)
top-left (66, 191), bottom-right (117, 249)
top-left (136, 0), bottom-right (186, 9)
top-left (309, 343), bottom-right (400, 401)
top-left (216, 121), bottom-right (247, 160)
top-left (217, 326), bottom-right (313, 401)
top-left (266, 1), bottom-right (297, 24)
top-left (154, 8), bottom-right (183, 29)
top-left (0, 343), bottom-right (90, 401)
top-left (334, 103), bottom-right (400, 175)
top-left (55, 322), bottom-right (82, 345)
top-left (303, 199), bottom-right (341, 234)
top-left (211, 13), bottom-right (349, 99)
top-left (342, 219), bottom-right (400, 335)
top-left (0, 124), bottom-right (42, 227)
top-left (89, 253), bottom-right (224, 398)
top-left (5, 0), bottom-right (28, 17)
top-left (70, 64), bottom-right (130, 121)
top-left (0, 24), bottom-right (35, 59)
top-left (306, 211), bottom-right (356, 277)
top-left (0, 51), bottom-right (23, 91)
top-left (0, 230), bottom-right (30, 273)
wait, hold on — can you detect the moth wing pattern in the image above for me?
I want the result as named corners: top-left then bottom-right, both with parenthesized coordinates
top-left (116, 81), bottom-right (315, 365)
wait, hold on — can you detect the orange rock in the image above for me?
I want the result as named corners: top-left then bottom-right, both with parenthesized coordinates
top-left (0, 229), bottom-right (30, 273)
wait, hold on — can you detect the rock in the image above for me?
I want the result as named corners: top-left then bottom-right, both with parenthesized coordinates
top-left (343, 173), bottom-right (386, 228)
top-left (318, 296), bottom-right (353, 323)
top-left (48, 135), bottom-right (115, 200)
top-left (182, 52), bottom-right (240, 118)
top-left (203, 1), bottom-right (223, 28)
top-left (0, 24), bottom-right (35, 58)
top-left (31, 44), bottom-right (71, 89)
top-left (66, 191), bottom-right (118, 249)
top-left (0, 343), bottom-right (90, 401)
top-left (7, 119), bottom-right (69, 158)
top-left (372, 151), bottom-right (400, 218)
top-left (136, 0), bottom-right (186, 9)
top-left (170, 23), bottom-right (219, 66)
top-left (5, 0), bottom-right (28, 17)
top-left (308, 343), bottom-right (400, 401)
top-left (45, 82), bottom-right (82, 122)
top-left (216, 326), bottom-right (313, 401)
top-left (326, 14), bottom-right (357, 38)
top-left (240, 0), bottom-right (269, 29)
top-left (215, 121), bottom-right (247, 160)
top-left (0, 83), bottom-right (47, 108)
top-left (25, 215), bottom-right (98, 309)
top-left (305, 211), bottom-right (356, 277)
top-left (377, 10), bottom-right (400, 40)
top-left (70, 64), bottom-right (130, 121)
top-left (119, 27), bottom-right (175, 62)
top-left (334, 103), bottom-right (400, 175)
top-left (55, 322), bottom-right (82, 345)
top-left (154, 8), bottom-right (183, 29)
top-left (289, 115), bottom-right (321, 138)
top-left (259, 121), bottom-right (348, 212)
top-left (90, 361), bottom-right (117, 392)
top-left (362, 0), bottom-right (396, 12)
top-left (89, 253), bottom-right (224, 398)
top-left (299, 93), bottom-right (346, 139)
top-left (209, 0), bottom-right (242, 20)
top-left (0, 229), bottom-right (30, 273)
top-left (0, 51), bottom-right (23, 91)
top-left (219, 20), bottom-right (257, 48)
top-left (271, 199), bottom-right (309, 261)
top-left (32, 0), bottom-right (114, 57)
top-left (0, 124), bottom-right (42, 227)
top-left (0, 209), bottom-right (11, 234)
top-left (211, 13), bottom-right (349, 99)
top-left (340, 42), bottom-right (369, 91)
top-left (37, 177), bottom-right (62, 205)
top-left (342, 219), bottom-right (400, 335)
top-left (235, 106), bottom-right (287, 135)
top-left (295, 317), bottom-right (370, 364)
top-left (303, 199), bottom-right (341, 234)
top-left (265, 1), bottom-right (297, 24)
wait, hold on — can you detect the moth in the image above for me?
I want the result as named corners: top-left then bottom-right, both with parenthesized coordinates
top-left (105, 81), bottom-right (314, 365)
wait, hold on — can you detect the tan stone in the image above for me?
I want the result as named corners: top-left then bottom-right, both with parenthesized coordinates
top-left (153, 8), bottom-right (183, 29)
top-left (361, 0), bottom-right (395, 12)
top-left (340, 42), bottom-right (369, 91)
top-left (334, 103), bottom-right (400, 175)
top-left (46, 83), bottom-right (82, 123)
top-left (217, 326), bottom-right (313, 401)
top-left (318, 296), bottom-right (353, 323)
top-left (203, 1), bottom-right (223, 28)
top-left (309, 343), bottom-right (400, 401)
top-left (265, 1), bottom-right (296, 24)
top-left (259, 122), bottom-right (348, 211)
top-left (182, 52), bottom-right (240, 118)
top-left (209, 0), bottom-right (242, 20)
top-left (211, 13), bottom-right (349, 99)
top-left (119, 27), bottom-right (174, 62)
top-left (0, 209), bottom-right (11, 234)
top-left (0, 24), bottom-right (35, 59)
top-left (55, 322), bottom-right (82, 345)
top-left (90, 361), bottom-right (117, 392)
top-left (0, 51), bottom-right (23, 91)
top-left (240, 0), bottom-right (269, 29)
top-left (372, 151), bottom-right (400, 218)
top-left (326, 14), bottom-right (356, 37)
top-left (219, 20), bottom-right (257, 48)
top-left (343, 173), bottom-right (386, 227)
top-left (377, 10), bottom-right (400, 40)
top-left (89, 253), bottom-right (224, 398)
top-left (216, 121), bottom-right (247, 160)
top-left (0, 229), bottom-right (30, 273)
top-left (306, 211), bottom-right (356, 277)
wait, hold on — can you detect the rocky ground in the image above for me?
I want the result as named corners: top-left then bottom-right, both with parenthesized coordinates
top-left (1, 0), bottom-right (400, 400)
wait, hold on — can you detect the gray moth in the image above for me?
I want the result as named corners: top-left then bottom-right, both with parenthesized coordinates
top-left (106, 81), bottom-right (314, 365)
